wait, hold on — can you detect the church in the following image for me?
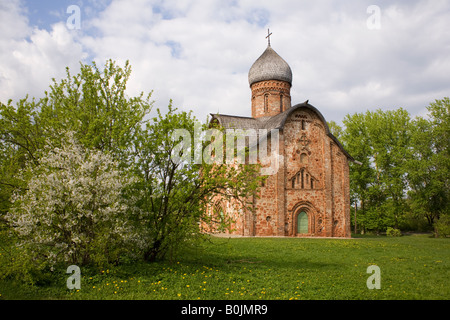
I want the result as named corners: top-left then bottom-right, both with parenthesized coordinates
top-left (207, 33), bottom-right (354, 238)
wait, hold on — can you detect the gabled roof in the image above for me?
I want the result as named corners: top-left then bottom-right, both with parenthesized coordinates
top-left (210, 101), bottom-right (355, 162)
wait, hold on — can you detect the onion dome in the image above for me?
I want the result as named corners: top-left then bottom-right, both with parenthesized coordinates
top-left (248, 45), bottom-right (293, 87)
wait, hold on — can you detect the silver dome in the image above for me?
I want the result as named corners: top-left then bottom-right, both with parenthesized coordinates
top-left (248, 46), bottom-right (293, 87)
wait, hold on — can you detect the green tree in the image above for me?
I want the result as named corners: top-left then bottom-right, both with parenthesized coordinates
top-left (342, 112), bottom-right (376, 233)
top-left (342, 109), bottom-right (411, 232)
top-left (406, 98), bottom-right (450, 235)
top-left (0, 60), bottom-right (152, 222)
top-left (367, 109), bottom-right (411, 230)
top-left (5, 132), bottom-right (134, 268)
top-left (327, 120), bottom-right (343, 139)
top-left (131, 104), bottom-right (263, 261)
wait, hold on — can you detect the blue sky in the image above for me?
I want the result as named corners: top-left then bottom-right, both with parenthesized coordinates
top-left (1, 0), bottom-right (449, 124)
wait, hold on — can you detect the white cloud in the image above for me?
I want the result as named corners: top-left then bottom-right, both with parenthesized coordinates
top-left (0, 1), bottom-right (86, 103)
top-left (1, 0), bottom-right (449, 125)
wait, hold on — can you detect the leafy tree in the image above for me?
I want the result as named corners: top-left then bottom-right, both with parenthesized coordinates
top-left (342, 109), bottom-right (411, 232)
top-left (5, 132), bottom-right (134, 268)
top-left (0, 59), bottom-right (152, 222)
top-left (131, 104), bottom-right (263, 261)
top-left (342, 112), bottom-right (377, 232)
top-left (367, 108), bottom-right (411, 229)
top-left (327, 120), bottom-right (343, 139)
top-left (406, 98), bottom-right (449, 235)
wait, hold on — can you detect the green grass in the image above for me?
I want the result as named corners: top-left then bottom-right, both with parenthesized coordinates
top-left (1, 234), bottom-right (449, 300)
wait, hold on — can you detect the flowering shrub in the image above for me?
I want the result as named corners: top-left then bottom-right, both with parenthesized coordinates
top-left (6, 132), bottom-right (134, 267)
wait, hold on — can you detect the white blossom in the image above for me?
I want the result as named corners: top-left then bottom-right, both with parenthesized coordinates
top-left (6, 131), bottom-right (135, 266)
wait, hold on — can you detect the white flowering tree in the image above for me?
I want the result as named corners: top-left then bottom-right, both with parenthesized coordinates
top-left (6, 132), bottom-right (134, 267)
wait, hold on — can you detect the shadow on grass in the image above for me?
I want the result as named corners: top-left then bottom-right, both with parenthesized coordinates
top-left (174, 237), bottom-right (342, 273)
top-left (351, 232), bottom-right (434, 239)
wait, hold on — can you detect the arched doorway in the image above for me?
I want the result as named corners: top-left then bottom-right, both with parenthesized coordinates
top-left (297, 211), bottom-right (308, 234)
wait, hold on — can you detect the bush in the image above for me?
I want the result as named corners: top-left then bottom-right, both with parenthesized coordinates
top-left (434, 215), bottom-right (450, 238)
top-left (386, 227), bottom-right (402, 237)
top-left (5, 132), bottom-right (135, 269)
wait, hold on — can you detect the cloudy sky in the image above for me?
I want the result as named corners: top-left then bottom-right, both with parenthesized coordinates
top-left (1, 0), bottom-right (449, 124)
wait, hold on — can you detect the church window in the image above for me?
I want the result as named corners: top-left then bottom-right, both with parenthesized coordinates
top-left (300, 153), bottom-right (307, 164)
top-left (297, 211), bottom-right (308, 234)
top-left (311, 179), bottom-right (314, 189)
top-left (301, 169), bottom-right (304, 189)
top-left (264, 94), bottom-right (269, 113)
top-left (301, 120), bottom-right (306, 130)
top-left (280, 94), bottom-right (283, 112)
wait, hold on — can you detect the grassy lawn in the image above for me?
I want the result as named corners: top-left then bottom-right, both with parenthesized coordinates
top-left (1, 234), bottom-right (449, 300)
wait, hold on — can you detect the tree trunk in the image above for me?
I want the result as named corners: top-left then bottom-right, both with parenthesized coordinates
top-left (144, 239), bottom-right (162, 262)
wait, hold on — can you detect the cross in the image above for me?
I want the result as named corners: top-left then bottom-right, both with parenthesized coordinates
top-left (266, 28), bottom-right (272, 46)
top-left (298, 135), bottom-right (310, 149)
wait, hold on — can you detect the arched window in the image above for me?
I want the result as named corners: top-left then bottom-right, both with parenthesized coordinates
top-left (301, 169), bottom-right (304, 189)
top-left (300, 153), bottom-right (307, 164)
top-left (264, 94), bottom-right (269, 113)
top-left (297, 211), bottom-right (308, 234)
top-left (213, 203), bottom-right (226, 232)
top-left (280, 94), bottom-right (283, 112)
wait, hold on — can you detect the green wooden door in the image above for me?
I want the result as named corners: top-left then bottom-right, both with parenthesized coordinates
top-left (297, 211), bottom-right (308, 234)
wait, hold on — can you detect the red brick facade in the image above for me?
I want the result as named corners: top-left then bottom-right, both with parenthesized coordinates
top-left (251, 80), bottom-right (291, 118)
top-left (206, 45), bottom-right (352, 238)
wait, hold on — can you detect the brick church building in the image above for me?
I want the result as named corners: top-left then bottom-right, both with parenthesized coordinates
top-left (207, 38), bottom-right (354, 238)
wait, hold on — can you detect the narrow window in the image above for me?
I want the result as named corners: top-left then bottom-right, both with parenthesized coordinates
top-left (300, 153), bottom-right (307, 164)
top-left (280, 94), bottom-right (283, 112)
top-left (311, 179), bottom-right (314, 189)
top-left (301, 120), bottom-right (305, 130)
top-left (301, 169), bottom-right (304, 189)
top-left (292, 177), bottom-right (295, 188)
top-left (264, 94), bottom-right (268, 113)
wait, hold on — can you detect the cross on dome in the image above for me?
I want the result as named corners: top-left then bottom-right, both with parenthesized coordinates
top-left (266, 28), bottom-right (273, 46)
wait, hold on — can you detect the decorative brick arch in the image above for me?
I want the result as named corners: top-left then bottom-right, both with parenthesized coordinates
top-left (290, 201), bottom-right (320, 236)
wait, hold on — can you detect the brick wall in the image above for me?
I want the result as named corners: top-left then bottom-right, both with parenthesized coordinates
top-left (251, 80), bottom-right (291, 118)
top-left (207, 106), bottom-right (351, 238)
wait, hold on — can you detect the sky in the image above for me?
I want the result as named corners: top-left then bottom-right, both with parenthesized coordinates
top-left (1, 0), bottom-right (449, 125)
